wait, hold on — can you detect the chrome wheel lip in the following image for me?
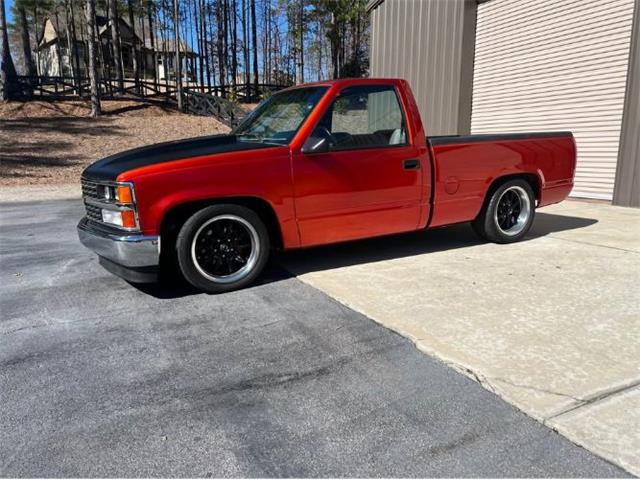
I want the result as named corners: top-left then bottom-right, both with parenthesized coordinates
top-left (191, 214), bottom-right (260, 284)
top-left (494, 185), bottom-right (531, 236)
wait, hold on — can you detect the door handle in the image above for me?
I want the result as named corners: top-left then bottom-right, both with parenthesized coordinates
top-left (403, 159), bottom-right (420, 170)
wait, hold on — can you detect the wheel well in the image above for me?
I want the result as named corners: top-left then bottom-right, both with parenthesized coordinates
top-left (160, 197), bottom-right (284, 257)
top-left (486, 173), bottom-right (541, 204)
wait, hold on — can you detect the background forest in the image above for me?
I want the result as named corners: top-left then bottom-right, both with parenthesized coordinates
top-left (1, 0), bottom-right (370, 100)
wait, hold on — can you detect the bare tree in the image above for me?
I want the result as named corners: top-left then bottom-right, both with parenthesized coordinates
top-left (108, 0), bottom-right (124, 90)
top-left (216, 0), bottom-right (225, 95)
top-left (147, 0), bottom-right (158, 87)
top-left (1, 0), bottom-right (17, 100)
top-left (230, 0), bottom-right (237, 95)
top-left (85, 0), bottom-right (100, 115)
top-left (250, 0), bottom-right (257, 96)
top-left (241, 0), bottom-right (248, 91)
top-left (17, 1), bottom-right (36, 76)
top-left (127, 0), bottom-right (140, 88)
top-left (173, 0), bottom-right (182, 109)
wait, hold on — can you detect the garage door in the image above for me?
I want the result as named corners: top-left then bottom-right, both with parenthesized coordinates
top-left (471, 0), bottom-right (635, 200)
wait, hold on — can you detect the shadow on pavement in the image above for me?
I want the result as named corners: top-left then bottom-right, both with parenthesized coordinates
top-left (282, 212), bottom-right (597, 274)
top-left (133, 212), bottom-right (596, 299)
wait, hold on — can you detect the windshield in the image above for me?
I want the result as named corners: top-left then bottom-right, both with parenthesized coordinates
top-left (233, 87), bottom-right (328, 145)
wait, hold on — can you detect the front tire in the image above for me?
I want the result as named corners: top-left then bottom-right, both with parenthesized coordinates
top-left (176, 204), bottom-right (270, 293)
top-left (472, 179), bottom-right (535, 243)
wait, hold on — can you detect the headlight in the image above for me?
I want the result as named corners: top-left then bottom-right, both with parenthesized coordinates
top-left (101, 208), bottom-right (137, 229)
top-left (98, 184), bottom-right (134, 204)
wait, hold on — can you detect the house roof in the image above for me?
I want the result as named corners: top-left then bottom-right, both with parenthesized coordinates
top-left (38, 12), bottom-right (197, 57)
top-left (38, 13), bottom-right (138, 47)
top-left (143, 37), bottom-right (196, 56)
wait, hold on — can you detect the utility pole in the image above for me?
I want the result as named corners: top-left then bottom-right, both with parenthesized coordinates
top-left (173, 0), bottom-right (183, 110)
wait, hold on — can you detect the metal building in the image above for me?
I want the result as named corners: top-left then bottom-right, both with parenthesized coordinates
top-left (368, 0), bottom-right (639, 207)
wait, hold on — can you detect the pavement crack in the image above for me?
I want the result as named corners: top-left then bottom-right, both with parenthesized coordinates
top-left (545, 378), bottom-right (640, 422)
top-left (1, 322), bottom-right (49, 336)
top-left (487, 377), bottom-right (583, 402)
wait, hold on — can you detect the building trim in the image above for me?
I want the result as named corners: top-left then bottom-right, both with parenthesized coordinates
top-left (366, 0), bottom-right (385, 13)
top-left (369, 0), bottom-right (489, 12)
top-left (457, 0), bottom-right (477, 135)
top-left (613, 0), bottom-right (640, 207)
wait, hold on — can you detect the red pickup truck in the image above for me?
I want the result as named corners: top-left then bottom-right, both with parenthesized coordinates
top-left (78, 78), bottom-right (576, 292)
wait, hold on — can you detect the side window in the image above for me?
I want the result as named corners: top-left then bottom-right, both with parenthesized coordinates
top-left (313, 85), bottom-right (407, 150)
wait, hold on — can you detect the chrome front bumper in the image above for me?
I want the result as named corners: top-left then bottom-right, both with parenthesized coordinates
top-left (77, 217), bottom-right (160, 268)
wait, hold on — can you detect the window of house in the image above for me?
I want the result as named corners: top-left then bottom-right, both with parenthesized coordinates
top-left (312, 85), bottom-right (407, 150)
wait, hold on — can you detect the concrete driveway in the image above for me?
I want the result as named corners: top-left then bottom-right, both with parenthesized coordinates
top-left (0, 197), bottom-right (631, 477)
top-left (287, 201), bottom-right (640, 476)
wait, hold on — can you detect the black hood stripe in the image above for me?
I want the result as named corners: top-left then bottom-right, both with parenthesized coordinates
top-left (82, 134), bottom-right (274, 182)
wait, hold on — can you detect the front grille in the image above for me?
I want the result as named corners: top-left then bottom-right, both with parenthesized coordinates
top-left (81, 178), bottom-right (102, 222)
top-left (84, 201), bottom-right (102, 222)
top-left (81, 178), bottom-right (100, 201)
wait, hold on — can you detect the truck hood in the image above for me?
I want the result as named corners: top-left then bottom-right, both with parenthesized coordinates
top-left (81, 134), bottom-right (274, 182)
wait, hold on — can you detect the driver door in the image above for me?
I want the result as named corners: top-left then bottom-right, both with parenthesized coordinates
top-left (292, 85), bottom-right (423, 247)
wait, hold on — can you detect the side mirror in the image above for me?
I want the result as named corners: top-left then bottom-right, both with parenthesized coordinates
top-left (301, 135), bottom-right (330, 154)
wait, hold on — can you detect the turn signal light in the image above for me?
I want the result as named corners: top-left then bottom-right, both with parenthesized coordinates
top-left (117, 185), bottom-right (134, 204)
top-left (121, 209), bottom-right (136, 229)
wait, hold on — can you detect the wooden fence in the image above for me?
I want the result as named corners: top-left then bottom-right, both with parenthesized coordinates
top-left (12, 75), bottom-right (285, 126)
top-left (14, 76), bottom-right (286, 102)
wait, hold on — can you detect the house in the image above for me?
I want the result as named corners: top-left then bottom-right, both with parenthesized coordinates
top-left (144, 37), bottom-right (199, 82)
top-left (36, 12), bottom-right (198, 82)
top-left (367, 0), bottom-right (639, 207)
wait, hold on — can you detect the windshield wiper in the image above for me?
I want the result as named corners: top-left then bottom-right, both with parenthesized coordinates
top-left (237, 133), bottom-right (262, 142)
top-left (237, 133), bottom-right (283, 146)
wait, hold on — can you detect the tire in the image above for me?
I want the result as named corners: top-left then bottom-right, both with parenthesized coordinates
top-left (176, 204), bottom-right (270, 293)
top-left (472, 179), bottom-right (535, 244)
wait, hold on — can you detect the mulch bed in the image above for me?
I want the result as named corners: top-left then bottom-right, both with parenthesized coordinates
top-left (0, 99), bottom-right (232, 186)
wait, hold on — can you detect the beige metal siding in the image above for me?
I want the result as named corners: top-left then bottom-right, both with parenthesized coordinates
top-left (370, 0), bottom-right (469, 135)
top-left (471, 0), bottom-right (635, 200)
top-left (613, 0), bottom-right (640, 207)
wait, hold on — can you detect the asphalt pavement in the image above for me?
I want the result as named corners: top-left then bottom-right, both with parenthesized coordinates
top-left (0, 199), bottom-right (629, 477)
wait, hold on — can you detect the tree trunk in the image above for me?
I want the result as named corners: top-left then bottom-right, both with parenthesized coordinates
top-left (201, 0), bottom-right (210, 89)
top-left (85, 0), bottom-right (101, 115)
top-left (299, 0), bottom-right (304, 83)
top-left (64, 0), bottom-right (76, 80)
top-left (70, 0), bottom-right (82, 84)
top-left (18, 4), bottom-right (35, 76)
top-left (160, 0), bottom-right (169, 90)
top-left (216, 0), bottom-right (226, 96)
top-left (147, 0), bottom-right (157, 86)
top-left (242, 0), bottom-right (248, 93)
top-left (0, 0), bottom-right (16, 100)
top-left (127, 0), bottom-right (140, 89)
top-left (250, 0), bottom-right (257, 97)
top-left (231, 0), bottom-right (237, 95)
top-left (33, 3), bottom-right (41, 75)
top-left (192, 0), bottom-right (203, 87)
top-left (172, 0), bottom-right (182, 109)
top-left (109, 0), bottom-right (124, 91)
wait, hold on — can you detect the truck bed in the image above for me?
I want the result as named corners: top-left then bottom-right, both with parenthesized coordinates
top-left (425, 131), bottom-right (576, 227)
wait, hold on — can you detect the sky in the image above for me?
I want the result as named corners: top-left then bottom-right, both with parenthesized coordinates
top-left (6, 0), bottom-right (14, 25)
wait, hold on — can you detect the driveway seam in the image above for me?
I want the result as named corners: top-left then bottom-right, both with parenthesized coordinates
top-left (546, 234), bottom-right (640, 254)
top-left (545, 380), bottom-right (640, 422)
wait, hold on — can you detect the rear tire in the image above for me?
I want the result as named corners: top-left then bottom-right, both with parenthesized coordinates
top-left (472, 179), bottom-right (535, 244)
top-left (176, 204), bottom-right (270, 293)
